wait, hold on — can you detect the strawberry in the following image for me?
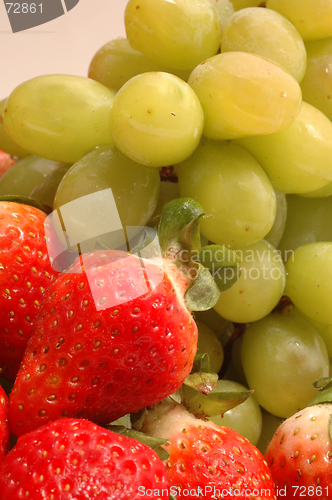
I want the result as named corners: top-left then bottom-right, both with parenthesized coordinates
top-left (0, 417), bottom-right (169, 499)
top-left (0, 201), bottom-right (59, 381)
top-left (0, 387), bottom-right (9, 465)
top-left (265, 403), bottom-right (332, 499)
top-left (9, 249), bottom-right (198, 437)
top-left (140, 401), bottom-right (276, 500)
top-left (0, 151), bottom-right (15, 180)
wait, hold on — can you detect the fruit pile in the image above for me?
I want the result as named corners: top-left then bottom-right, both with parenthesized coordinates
top-left (1, 0), bottom-right (332, 498)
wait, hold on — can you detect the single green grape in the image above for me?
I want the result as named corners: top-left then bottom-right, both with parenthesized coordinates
top-left (221, 8), bottom-right (307, 82)
top-left (125, 0), bottom-right (221, 70)
top-left (264, 191), bottom-right (287, 249)
top-left (207, 0), bottom-right (234, 33)
top-left (241, 311), bottom-right (329, 418)
top-left (0, 155), bottom-right (67, 198)
top-left (3, 75), bottom-right (115, 164)
top-left (208, 379), bottom-right (262, 446)
top-left (293, 307), bottom-right (332, 358)
top-left (196, 321), bottom-right (224, 374)
top-left (177, 139), bottom-right (276, 248)
top-left (256, 411), bottom-right (283, 455)
top-left (285, 243), bottom-right (332, 325)
top-left (278, 195), bottom-right (332, 260)
top-left (29, 163), bottom-right (71, 207)
top-left (266, 0), bottom-right (332, 41)
top-left (88, 38), bottom-right (191, 93)
top-left (237, 102), bottom-right (332, 193)
top-left (0, 98), bottom-right (29, 158)
top-left (110, 72), bottom-right (204, 168)
top-left (300, 38), bottom-right (332, 121)
top-left (187, 52), bottom-right (302, 140)
top-left (214, 240), bottom-right (286, 323)
top-left (54, 145), bottom-right (160, 252)
top-left (230, 0), bottom-right (263, 10)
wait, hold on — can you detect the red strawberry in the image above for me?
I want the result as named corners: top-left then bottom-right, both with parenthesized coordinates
top-left (0, 151), bottom-right (15, 180)
top-left (0, 417), bottom-right (169, 499)
top-left (9, 249), bottom-right (198, 437)
top-left (265, 403), bottom-right (332, 499)
top-left (0, 387), bottom-right (9, 465)
top-left (0, 202), bottom-right (59, 381)
top-left (141, 401), bottom-right (276, 500)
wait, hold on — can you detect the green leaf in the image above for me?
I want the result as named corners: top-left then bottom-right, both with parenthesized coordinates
top-left (185, 390), bottom-right (254, 420)
top-left (313, 377), bottom-right (332, 391)
top-left (199, 245), bottom-right (242, 292)
top-left (192, 353), bottom-right (211, 374)
top-left (0, 194), bottom-right (52, 214)
top-left (158, 198), bottom-right (207, 269)
top-left (302, 387), bottom-right (332, 408)
top-left (107, 425), bottom-right (170, 461)
top-left (200, 245), bottom-right (240, 269)
top-left (185, 264), bottom-right (220, 311)
top-left (183, 372), bottom-right (218, 395)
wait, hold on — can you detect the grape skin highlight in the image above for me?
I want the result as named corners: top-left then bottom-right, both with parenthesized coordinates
top-left (188, 52), bottom-right (302, 140)
top-left (3, 75), bottom-right (115, 164)
top-left (177, 139), bottom-right (276, 248)
top-left (110, 72), bottom-right (204, 168)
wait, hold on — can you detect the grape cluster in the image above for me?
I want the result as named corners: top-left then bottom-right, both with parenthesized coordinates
top-left (1, 0), bottom-right (332, 450)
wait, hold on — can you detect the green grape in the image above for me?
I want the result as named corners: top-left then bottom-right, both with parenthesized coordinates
top-left (221, 8), bottom-right (307, 82)
top-left (0, 155), bottom-right (67, 198)
top-left (278, 195), bottom-right (332, 260)
top-left (88, 38), bottom-right (191, 93)
top-left (231, 0), bottom-right (264, 10)
top-left (125, 0), bottom-right (221, 70)
top-left (266, 0), bottom-right (332, 42)
top-left (54, 145), bottom-right (160, 252)
top-left (237, 102), bottom-right (332, 193)
top-left (153, 182), bottom-right (180, 217)
top-left (3, 75), bottom-right (115, 164)
top-left (300, 38), bottom-right (332, 121)
top-left (299, 180), bottom-right (332, 198)
top-left (231, 336), bottom-right (248, 386)
top-left (285, 243), bottom-right (332, 325)
top-left (196, 321), bottom-right (224, 374)
top-left (208, 379), bottom-right (262, 446)
top-left (194, 308), bottom-right (233, 345)
top-left (110, 72), bottom-right (204, 168)
top-left (177, 139), bottom-right (276, 248)
top-left (241, 311), bottom-right (329, 418)
top-left (265, 191), bottom-right (287, 249)
top-left (207, 0), bottom-right (234, 33)
top-left (30, 163), bottom-right (71, 207)
top-left (256, 411), bottom-right (283, 455)
top-left (188, 52), bottom-right (302, 140)
top-left (214, 240), bottom-right (286, 323)
top-left (0, 98), bottom-right (29, 158)
top-left (294, 307), bottom-right (332, 358)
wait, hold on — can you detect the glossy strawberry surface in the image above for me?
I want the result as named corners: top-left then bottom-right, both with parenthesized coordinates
top-left (0, 418), bottom-right (169, 499)
top-left (9, 250), bottom-right (198, 437)
top-left (0, 202), bottom-right (59, 381)
top-left (265, 404), bottom-right (332, 499)
top-left (0, 387), bottom-right (9, 465)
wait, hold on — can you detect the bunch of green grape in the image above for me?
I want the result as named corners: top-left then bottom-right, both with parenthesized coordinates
top-left (2, 0), bottom-right (332, 444)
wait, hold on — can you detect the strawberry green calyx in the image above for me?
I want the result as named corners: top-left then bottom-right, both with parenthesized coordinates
top-left (180, 352), bottom-right (253, 420)
top-left (0, 194), bottom-right (52, 214)
top-left (107, 424), bottom-right (170, 461)
top-left (158, 198), bottom-right (241, 311)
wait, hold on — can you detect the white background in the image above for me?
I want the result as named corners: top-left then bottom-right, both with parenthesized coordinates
top-left (0, 0), bottom-right (128, 97)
